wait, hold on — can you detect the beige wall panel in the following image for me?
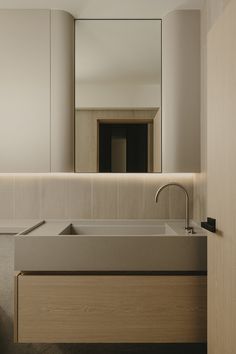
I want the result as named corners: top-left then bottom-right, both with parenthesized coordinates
top-left (40, 175), bottom-right (66, 219)
top-left (162, 10), bottom-right (200, 173)
top-left (0, 10), bottom-right (51, 172)
top-left (118, 175), bottom-right (145, 218)
top-left (14, 176), bottom-right (41, 219)
top-left (0, 176), bottom-right (14, 218)
top-left (92, 174), bottom-right (118, 218)
top-left (0, 174), bottom-right (193, 220)
top-left (65, 174), bottom-right (92, 219)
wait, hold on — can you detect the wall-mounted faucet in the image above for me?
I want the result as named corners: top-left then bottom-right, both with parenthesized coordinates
top-left (155, 183), bottom-right (194, 234)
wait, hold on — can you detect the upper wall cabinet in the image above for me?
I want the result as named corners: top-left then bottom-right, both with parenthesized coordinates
top-left (162, 10), bottom-right (200, 173)
top-left (0, 10), bottom-right (200, 173)
top-left (0, 10), bottom-right (74, 172)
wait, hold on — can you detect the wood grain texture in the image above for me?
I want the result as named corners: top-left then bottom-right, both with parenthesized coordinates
top-left (207, 1), bottom-right (236, 353)
top-left (17, 275), bottom-right (206, 343)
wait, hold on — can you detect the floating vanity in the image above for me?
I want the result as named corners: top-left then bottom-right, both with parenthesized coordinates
top-left (14, 220), bottom-right (207, 344)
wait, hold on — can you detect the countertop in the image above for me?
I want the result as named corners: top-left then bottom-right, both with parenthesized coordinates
top-left (0, 219), bottom-right (41, 234)
top-left (0, 218), bottom-right (207, 236)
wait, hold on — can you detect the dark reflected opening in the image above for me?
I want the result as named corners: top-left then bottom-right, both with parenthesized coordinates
top-left (99, 123), bottom-right (148, 172)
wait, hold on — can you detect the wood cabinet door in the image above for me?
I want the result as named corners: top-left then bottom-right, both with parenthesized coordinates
top-left (15, 275), bottom-right (206, 343)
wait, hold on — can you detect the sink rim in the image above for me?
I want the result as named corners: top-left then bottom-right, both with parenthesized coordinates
top-left (15, 219), bottom-right (207, 238)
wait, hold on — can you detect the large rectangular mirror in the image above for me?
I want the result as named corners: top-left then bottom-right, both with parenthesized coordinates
top-left (75, 19), bottom-right (162, 173)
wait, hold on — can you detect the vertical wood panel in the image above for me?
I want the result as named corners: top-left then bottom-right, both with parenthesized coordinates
top-left (207, 1), bottom-right (236, 353)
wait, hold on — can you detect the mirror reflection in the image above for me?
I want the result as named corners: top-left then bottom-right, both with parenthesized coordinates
top-left (75, 19), bottom-right (162, 172)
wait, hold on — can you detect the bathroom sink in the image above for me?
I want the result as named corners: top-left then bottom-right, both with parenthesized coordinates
top-left (62, 224), bottom-right (176, 236)
top-left (14, 220), bottom-right (207, 272)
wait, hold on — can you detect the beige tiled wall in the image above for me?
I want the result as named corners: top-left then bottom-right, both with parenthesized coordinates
top-left (0, 174), bottom-right (194, 220)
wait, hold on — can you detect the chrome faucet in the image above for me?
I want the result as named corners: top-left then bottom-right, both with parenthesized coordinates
top-left (155, 183), bottom-right (193, 233)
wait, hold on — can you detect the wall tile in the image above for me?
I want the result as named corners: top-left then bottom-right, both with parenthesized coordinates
top-left (14, 176), bottom-right (40, 219)
top-left (65, 174), bottom-right (92, 219)
top-left (92, 175), bottom-right (118, 219)
top-left (0, 176), bottom-right (14, 219)
top-left (118, 175), bottom-right (145, 219)
top-left (40, 175), bottom-right (66, 219)
top-left (0, 174), bottom-right (194, 220)
top-left (144, 174), bottom-right (170, 219)
top-left (167, 174), bottom-right (194, 219)
top-left (193, 172), bottom-right (207, 222)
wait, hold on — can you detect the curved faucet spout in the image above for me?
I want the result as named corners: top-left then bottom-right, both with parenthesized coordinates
top-left (155, 183), bottom-right (190, 231)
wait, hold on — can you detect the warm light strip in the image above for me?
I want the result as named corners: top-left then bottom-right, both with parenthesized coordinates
top-left (0, 173), bottom-right (195, 177)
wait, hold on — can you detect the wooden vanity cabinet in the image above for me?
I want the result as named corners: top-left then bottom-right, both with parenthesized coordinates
top-left (15, 274), bottom-right (207, 343)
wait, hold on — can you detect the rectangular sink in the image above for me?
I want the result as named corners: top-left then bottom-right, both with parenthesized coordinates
top-left (63, 224), bottom-right (177, 236)
top-left (14, 220), bottom-right (207, 272)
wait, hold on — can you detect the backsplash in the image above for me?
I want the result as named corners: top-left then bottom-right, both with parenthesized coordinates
top-left (0, 174), bottom-right (193, 220)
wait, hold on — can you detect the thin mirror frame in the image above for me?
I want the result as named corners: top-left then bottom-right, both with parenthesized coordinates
top-left (74, 18), bottom-right (162, 173)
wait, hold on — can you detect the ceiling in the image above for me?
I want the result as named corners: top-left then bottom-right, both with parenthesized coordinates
top-left (0, 0), bottom-right (204, 18)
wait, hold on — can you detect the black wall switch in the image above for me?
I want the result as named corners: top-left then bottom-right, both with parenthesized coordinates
top-left (201, 217), bottom-right (216, 233)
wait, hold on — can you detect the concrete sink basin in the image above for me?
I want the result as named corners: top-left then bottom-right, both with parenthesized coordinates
top-left (14, 220), bottom-right (207, 272)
